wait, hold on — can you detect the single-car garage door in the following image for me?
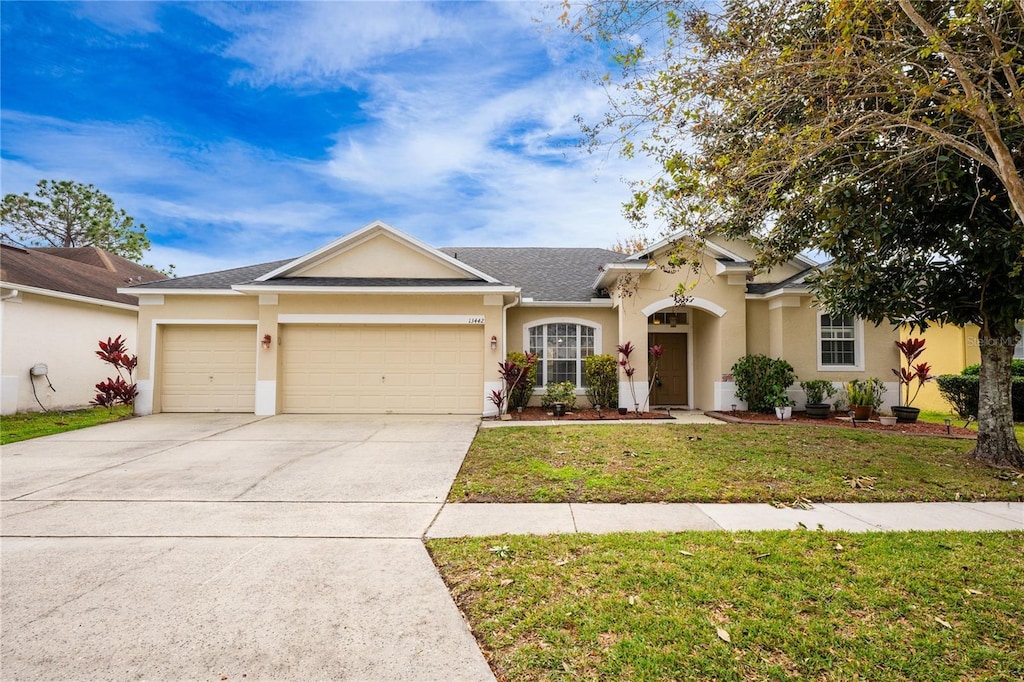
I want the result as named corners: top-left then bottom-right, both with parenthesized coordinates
top-left (281, 325), bottom-right (483, 414)
top-left (160, 325), bottom-right (257, 412)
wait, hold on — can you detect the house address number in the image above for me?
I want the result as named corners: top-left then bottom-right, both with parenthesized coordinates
top-left (467, 317), bottom-right (485, 324)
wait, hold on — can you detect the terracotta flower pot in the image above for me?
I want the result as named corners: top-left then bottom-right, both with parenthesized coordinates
top-left (852, 405), bottom-right (873, 421)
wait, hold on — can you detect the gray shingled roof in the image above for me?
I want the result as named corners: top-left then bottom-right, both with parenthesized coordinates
top-left (441, 247), bottom-right (628, 301)
top-left (129, 259), bottom-right (293, 289)
top-left (257, 277), bottom-right (492, 288)
top-left (746, 267), bottom-right (815, 295)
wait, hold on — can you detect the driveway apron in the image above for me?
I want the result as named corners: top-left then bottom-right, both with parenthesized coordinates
top-left (1, 414), bottom-right (494, 681)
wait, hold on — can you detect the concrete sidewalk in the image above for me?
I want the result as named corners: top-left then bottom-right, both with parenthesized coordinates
top-left (426, 501), bottom-right (1023, 537)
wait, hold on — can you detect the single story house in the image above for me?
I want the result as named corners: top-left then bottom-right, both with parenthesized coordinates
top-left (1, 244), bottom-right (164, 414)
top-left (122, 221), bottom-right (901, 416)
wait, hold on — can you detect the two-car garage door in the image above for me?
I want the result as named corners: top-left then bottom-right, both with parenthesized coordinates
top-left (160, 324), bottom-right (483, 414)
top-left (280, 325), bottom-right (483, 414)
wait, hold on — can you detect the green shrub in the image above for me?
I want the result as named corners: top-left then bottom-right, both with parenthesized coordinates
top-left (841, 378), bottom-right (886, 410)
top-left (505, 351), bottom-right (539, 410)
top-left (936, 374), bottom-right (1024, 420)
top-left (962, 359), bottom-right (1024, 376)
top-left (800, 379), bottom-right (836, 405)
top-left (541, 381), bottom-right (577, 410)
top-left (583, 354), bottom-right (618, 408)
top-left (732, 354), bottom-right (796, 413)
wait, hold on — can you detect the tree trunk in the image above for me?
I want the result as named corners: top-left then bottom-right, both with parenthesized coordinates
top-left (971, 324), bottom-right (1024, 469)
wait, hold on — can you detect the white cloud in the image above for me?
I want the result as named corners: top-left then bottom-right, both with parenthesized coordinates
top-left (198, 2), bottom-right (454, 88)
top-left (75, 1), bottom-right (161, 35)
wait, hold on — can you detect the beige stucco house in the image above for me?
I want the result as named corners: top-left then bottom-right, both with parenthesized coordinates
top-left (1, 244), bottom-right (163, 414)
top-left (122, 221), bottom-right (900, 416)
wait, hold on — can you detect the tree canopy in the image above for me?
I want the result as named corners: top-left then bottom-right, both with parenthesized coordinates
top-left (566, 0), bottom-right (1024, 466)
top-left (1, 179), bottom-right (151, 263)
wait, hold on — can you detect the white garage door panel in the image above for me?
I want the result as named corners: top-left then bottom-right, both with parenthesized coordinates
top-left (161, 326), bottom-right (256, 413)
top-left (281, 325), bottom-right (483, 414)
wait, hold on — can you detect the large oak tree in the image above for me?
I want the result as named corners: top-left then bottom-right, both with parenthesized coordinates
top-left (565, 0), bottom-right (1024, 467)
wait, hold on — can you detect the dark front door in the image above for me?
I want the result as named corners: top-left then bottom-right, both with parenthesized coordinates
top-left (650, 333), bottom-right (688, 406)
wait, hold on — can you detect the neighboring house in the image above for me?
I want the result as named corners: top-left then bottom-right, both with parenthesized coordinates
top-left (902, 323), bottom-right (1024, 412)
top-left (0, 244), bottom-right (164, 414)
top-left (122, 221), bottom-right (900, 416)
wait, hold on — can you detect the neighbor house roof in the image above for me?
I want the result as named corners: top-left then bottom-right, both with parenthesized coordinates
top-left (0, 244), bottom-right (165, 307)
top-left (441, 247), bottom-right (629, 302)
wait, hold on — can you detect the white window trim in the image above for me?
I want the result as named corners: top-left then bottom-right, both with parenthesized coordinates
top-left (816, 312), bottom-right (865, 372)
top-left (522, 318), bottom-right (603, 391)
top-left (1014, 322), bottom-right (1024, 360)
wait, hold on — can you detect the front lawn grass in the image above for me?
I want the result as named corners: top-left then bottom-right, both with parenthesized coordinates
top-left (918, 409), bottom-right (1024, 440)
top-left (429, 530), bottom-right (1024, 681)
top-left (450, 424), bottom-right (1021, 503)
top-left (0, 405), bottom-right (132, 445)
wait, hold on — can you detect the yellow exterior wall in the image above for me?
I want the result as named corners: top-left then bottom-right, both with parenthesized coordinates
top-left (297, 233), bottom-right (472, 279)
top-left (900, 324), bottom-right (981, 412)
top-left (745, 300), bottom-right (771, 357)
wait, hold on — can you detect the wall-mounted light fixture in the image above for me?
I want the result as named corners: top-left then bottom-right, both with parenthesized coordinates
top-left (262, 334), bottom-right (272, 349)
top-left (490, 335), bottom-right (498, 350)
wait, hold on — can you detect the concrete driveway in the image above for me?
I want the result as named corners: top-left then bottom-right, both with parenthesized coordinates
top-left (1, 414), bottom-right (494, 681)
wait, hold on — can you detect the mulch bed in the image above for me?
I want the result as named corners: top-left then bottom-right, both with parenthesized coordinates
top-left (500, 407), bottom-right (674, 421)
top-left (709, 410), bottom-right (977, 439)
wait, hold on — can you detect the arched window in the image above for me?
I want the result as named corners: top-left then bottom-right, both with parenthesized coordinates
top-left (527, 322), bottom-right (597, 387)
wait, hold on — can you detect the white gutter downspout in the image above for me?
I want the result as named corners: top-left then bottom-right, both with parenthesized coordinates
top-left (502, 293), bottom-right (520, 357)
top-left (0, 289), bottom-right (20, 301)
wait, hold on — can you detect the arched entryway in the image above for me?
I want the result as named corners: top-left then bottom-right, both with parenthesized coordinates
top-left (642, 297), bottom-right (727, 410)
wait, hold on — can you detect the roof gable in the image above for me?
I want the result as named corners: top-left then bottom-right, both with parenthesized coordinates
top-left (257, 221), bottom-right (498, 283)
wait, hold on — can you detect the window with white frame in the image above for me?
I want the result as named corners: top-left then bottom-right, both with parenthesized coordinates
top-left (818, 313), bottom-right (858, 368)
top-left (528, 322), bottom-right (596, 387)
top-left (1015, 322), bottom-right (1023, 360)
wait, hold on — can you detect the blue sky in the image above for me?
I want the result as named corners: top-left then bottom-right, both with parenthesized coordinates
top-left (1, 1), bottom-right (654, 276)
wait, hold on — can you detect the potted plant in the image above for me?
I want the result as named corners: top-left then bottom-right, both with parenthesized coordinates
top-left (844, 379), bottom-right (885, 421)
top-left (878, 410), bottom-right (897, 426)
top-left (770, 384), bottom-right (794, 420)
top-left (892, 338), bottom-right (934, 423)
top-left (800, 380), bottom-right (836, 419)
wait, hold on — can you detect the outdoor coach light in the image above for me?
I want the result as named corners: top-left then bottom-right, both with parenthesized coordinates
top-left (262, 334), bottom-right (272, 349)
top-left (490, 335), bottom-right (498, 350)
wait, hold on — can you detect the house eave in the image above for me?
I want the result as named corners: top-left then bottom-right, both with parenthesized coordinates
top-left (5, 281), bottom-right (139, 311)
top-left (231, 284), bottom-right (520, 295)
top-left (516, 299), bottom-right (615, 308)
top-left (745, 286), bottom-right (810, 300)
top-left (117, 287), bottom-right (247, 296)
top-left (592, 262), bottom-right (653, 290)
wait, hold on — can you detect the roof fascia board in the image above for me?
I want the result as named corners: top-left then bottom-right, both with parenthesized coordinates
top-left (592, 261), bottom-right (652, 290)
top-left (626, 234), bottom-right (748, 264)
top-left (6, 282), bottom-right (139, 311)
top-left (117, 287), bottom-right (247, 296)
top-left (255, 221), bottom-right (499, 283)
top-left (745, 286), bottom-right (810, 300)
top-left (516, 299), bottom-right (615, 308)
top-left (232, 284), bottom-right (519, 295)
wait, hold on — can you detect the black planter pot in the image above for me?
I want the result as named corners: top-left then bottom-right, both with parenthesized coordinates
top-left (805, 403), bottom-right (831, 419)
top-left (618, 407), bottom-right (628, 415)
top-left (892, 405), bottom-right (920, 423)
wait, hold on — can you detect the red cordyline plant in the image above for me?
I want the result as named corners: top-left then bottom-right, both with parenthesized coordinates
top-left (90, 335), bottom-right (138, 409)
top-left (893, 337), bottom-right (933, 407)
top-left (491, 352), bottom-right (538, 416)
top-left (617, 341), bottom-right (664, 416)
